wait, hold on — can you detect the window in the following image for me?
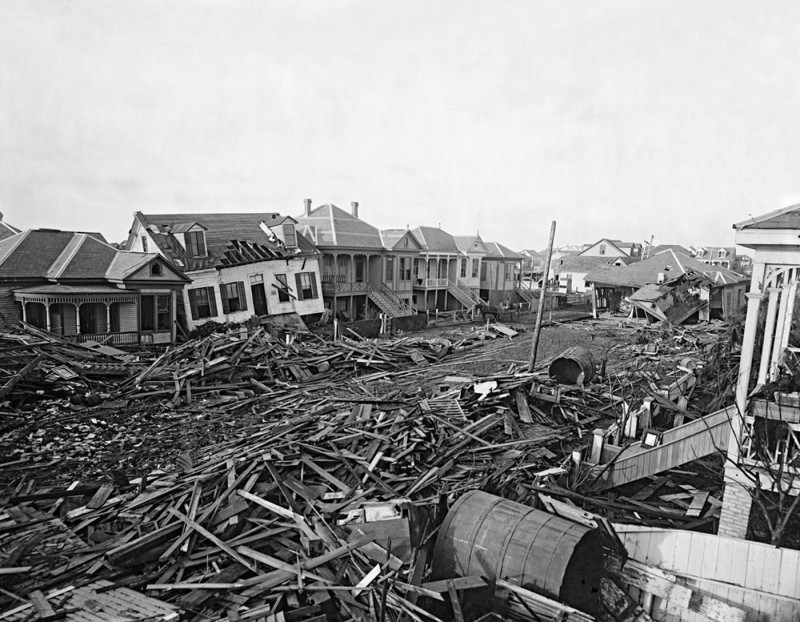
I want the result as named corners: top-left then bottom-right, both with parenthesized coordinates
top-left (221, 281), bottom-right (247, 314)
top-left (185, 231), bottom-right (207, 257)
top-left (283, 224), bottom-right (297, 247)
top-left (599, 243), bottom-right (606, 255)
top-left (385, 256), bottom-right (395, 282)
top-left (480, 262), bottom-right (487, 280)
top-left (275, 274), bottom-right (291, 302)
top-left (399, 257), bottom-right (411, 281)
top-left (718, 249), bottom-right (725, 258)
top-left (188, 287), bottom-right (217, 320)
top-left (141, 236), bottom-right (148, 252)
top-left (141, 294), bottom-right (172, 330)
top-left (150, 262), bottom-right (162, 277)
top-left (295, 272), bottom-right (319, 300)
top-left (460, 258), bottom-right (467, 278)
top-left (472, 258), bottom-right (479, 278)
top-left (403, 238), bottom-right (409, 248)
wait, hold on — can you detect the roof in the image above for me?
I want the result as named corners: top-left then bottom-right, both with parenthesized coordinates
top-left (484, 242), bottom-right (523, 260)
top-left (13, 284), bottom-right (139, 296)
top-left (557, 255), bottom-right (631, 273)
top-left (378, 228), bottom-right (422, 251)
top-left (0, 216), bottom-right (20, 242)
top-left (692, 246), bottom-right (735, 260)
top-left (411, 226), bottom-right (460, 253)
top-left (649, 244), bottom-right (692, 256)
top-left (135, 212), bottom-right (318, 270)
top-left (294, 204), bottom-right (383, 249)
top-left (585, 249), bottom-right (747, 288)
top-left (733, 203), bottom-right (800, 230)
top-left (0, 229), bottom-right (184, 284)
top-left (520, 249), bottom-right (542, 256)
top-left (452, 235), bottom-right (488, 254)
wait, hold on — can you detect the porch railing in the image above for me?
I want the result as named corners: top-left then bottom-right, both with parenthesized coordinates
top-left (70, 331), bottom-right (140, 346)
top-left (413, 278), bottom-right (449, 288)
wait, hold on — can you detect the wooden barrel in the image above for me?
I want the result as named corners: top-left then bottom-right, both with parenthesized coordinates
top-left (548, 346), bottom-right (596, 384)
top-left (431, 490), bottom-right (603, 614)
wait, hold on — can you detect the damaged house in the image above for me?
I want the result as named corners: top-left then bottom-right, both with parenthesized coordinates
top-left (628, 271), bottom-right (714, 325)
top-left (126, 212), bottom-right (324, 331)
top-left (585, 248), bottom-right (748, 320)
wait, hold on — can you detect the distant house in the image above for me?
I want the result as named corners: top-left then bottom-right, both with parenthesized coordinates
top-left (126, 211), bottom-right (324, 331)
top-left (580, 238), bottom-right (643, 259)
top-left (453, 234), bottom-right (488, 307)
top-left (585, 249), bottom-right (748, 320)
top-left (520, 249), bottom-right (544, 279)
top-left (647, 244), bottom-right (692, 258)
top-left (555, 255), bottom-right (633, 293)
top-left (2, 229), bottom-right (188, 344)
top-left (691, 245), bottom-right (737, 270)
top-left (0, 214), bottom-right (21, 242)
top-left (295, 201), bottom-right (418, 320)
top-left (480, 242), bottom-right (523, 305)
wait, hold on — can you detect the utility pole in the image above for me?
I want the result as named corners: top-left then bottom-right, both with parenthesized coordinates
top-left (528, 221), bottom-right (557, 372)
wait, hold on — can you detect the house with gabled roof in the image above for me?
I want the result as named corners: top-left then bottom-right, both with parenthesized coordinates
top-left (126, 211), bottom-right (324, 331)
top-left (585, 249), bottom-right (748, 320)
top-left (555, 254), bottom-right (634, 293)
top-left (0, 229), bottom-right (188, 344)
top-left (410, 225), bottom-right (482, 312)
top-left (295, 200), bottom-right (417, 320)
top-left (580, 238), bottom-right (643, 260)
top-left (452, 234), bottom-right (488, 308)
top-left (690, 245), bottom-right (737, 270)
top-left (479, 242), bottom-right (524, 306)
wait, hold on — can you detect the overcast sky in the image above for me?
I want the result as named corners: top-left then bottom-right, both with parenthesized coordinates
top-left (1, 1), bottom-right (799, 252)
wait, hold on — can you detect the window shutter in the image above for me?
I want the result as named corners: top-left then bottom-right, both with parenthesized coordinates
top-left (208, 287), bottom-right (218, 317)
top-left (188, 290), bottom-right (199, 320)
top-left (237, 281), bottom-right (247, 311)
top-left (295, 273), bottom-right (304, 301)
top-left (310, 272), bottom-right (318, 299)
top-left (220, 285), bottom-right (230, 314)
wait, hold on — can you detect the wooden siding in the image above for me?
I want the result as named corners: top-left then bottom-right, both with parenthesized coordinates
top-left (596, 407), bottom-right (733, 488)
top-left (616, 525), bottom-right (800, 621)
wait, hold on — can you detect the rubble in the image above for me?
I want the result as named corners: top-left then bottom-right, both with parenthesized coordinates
top-left (0, 317), bottom-right (745, 621)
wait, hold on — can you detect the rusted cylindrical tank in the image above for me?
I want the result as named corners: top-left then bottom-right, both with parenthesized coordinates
top-left (548, 346), bottom-right (596, 384)
top-left (431, 491), bottom-right (603, 614)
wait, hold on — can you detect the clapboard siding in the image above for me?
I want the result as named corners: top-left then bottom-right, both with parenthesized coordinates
top-left (597, 407), bottom-right (733, 488)
top-left (616, 525), bottom-right (800, 621)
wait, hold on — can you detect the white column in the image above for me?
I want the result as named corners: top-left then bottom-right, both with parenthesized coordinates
top-left (45, 304), bottom-right (51, 332)
top-left (106, 303), bottom-right (112, 333)
top-left (75, 303), bottom-right (81, 335)
top-left (757, 287), bottom-right (782, 385)
top-left (20, 300), bottom-right (27, 323)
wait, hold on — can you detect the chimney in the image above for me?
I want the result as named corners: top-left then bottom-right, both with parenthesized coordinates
top-left (303, 198), bottom-right (312, 217)
top-left (351, 201), bottom-right (359, 218)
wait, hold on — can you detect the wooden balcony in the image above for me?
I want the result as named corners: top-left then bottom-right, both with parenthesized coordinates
top-left (70, 331), bottom-right (141, 346)
top-left (413, 278), bottom-right (449, 289)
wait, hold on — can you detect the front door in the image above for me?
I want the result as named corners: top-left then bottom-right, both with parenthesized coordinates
top-left (251, 283), bottom-right (268, 316)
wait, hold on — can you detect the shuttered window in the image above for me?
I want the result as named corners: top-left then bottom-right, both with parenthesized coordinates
top-left (188, 287), bottom-right (217, 320)
top-left (220, 281), bottom-right (247, 314)
top-left (275, 274), bottom-right (291, 302)
top-left (295, 272), bottom-right (319, 301)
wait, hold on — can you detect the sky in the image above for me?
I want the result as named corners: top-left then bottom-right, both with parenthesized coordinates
top-left (1, 1), bottom-right (799, 252)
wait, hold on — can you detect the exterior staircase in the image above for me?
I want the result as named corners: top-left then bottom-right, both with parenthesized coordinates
top-left (367, 283), bottom-right (413, 317)
top-left (448, 281), bottom-right (486, 308)
top-left (515, 286), bottom-right (538, 304)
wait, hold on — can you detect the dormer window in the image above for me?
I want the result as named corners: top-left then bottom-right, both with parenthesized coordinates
top-left (282, 224), bottom-right (297, 248)
top-left (185, 231), bottom-right (207, 257)
top-left (717, 249), bottom-right (725, 258)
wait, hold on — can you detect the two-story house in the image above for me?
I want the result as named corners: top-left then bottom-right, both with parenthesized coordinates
top-left (126, 212), bottom-right (324, 331)
top-left (580, 238), bottom-right (643, 260)
top-left (295, 200), bottom-right (417, 320)
top-left (691, 245), bottom-right (737, 270)
top-left (410, 226), bottom-right (481, 312)
top-left (3, 228), bottom-right (188, 344)
top-left (479, 242), bottom-right (523, 306)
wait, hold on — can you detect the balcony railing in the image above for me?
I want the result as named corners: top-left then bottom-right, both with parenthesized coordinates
top-left (321, 278), bottom-right (371, 294)
top-left (413, 278), bottom-right (449, 288)
top-left (70, 331), bottom-right (140, 346)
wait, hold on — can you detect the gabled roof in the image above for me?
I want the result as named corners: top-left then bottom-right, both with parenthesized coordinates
top-left (733, 203), bottom-right (800, 230)
top-left (692, 246), bottom-right (735, 260)
top-left (411, 226), bottom-right (460, 253)
top-left (580, 239), bottom-right (627, 255)
top-left (0, 216), bottom-right (21, 242)
top-left (134, 212), bottom-right (318, 270)
top-left (649, 244), bottom-right (692, 256)
top-left (294, 204), bottom-right (383, 249)
top-left (378, 229), bottom-right (422, 251)
top-left (452, 235), bottom-right (488, 254)
top-left (0, 229), bottom-right (185, 284)
top-left (520, 249), bottom-right (542, 256)
top-left (484, 242), bottom-right (523, 260)
top-left (585, 249), bottom-right (747, 288)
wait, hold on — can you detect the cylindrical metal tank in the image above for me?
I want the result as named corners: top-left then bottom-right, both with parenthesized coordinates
top-left (548, 346), bottom-right (596, 384)
top-left (431, 490), bottom-right (603, 614)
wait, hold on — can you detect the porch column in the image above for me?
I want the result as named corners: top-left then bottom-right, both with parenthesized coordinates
top-left (45, 304), bottom-right (51, 332)
top-left (106, 303), bottom-right (112, 333)
top-left (730, 284), bottom-right (766, 463)
top-left (757, 287), bottom-right (782, 385)
top-left (75, 303), bottom-right (81, 334)
top-left (20, 300), bottom-right (27, 323)
top-left (770, 281), bottom-right (798, 381)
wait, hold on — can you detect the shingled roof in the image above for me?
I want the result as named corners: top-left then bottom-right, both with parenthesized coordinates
top-left (294, 204), bottom-right (384, 249)
top-left (585, 249), bottom-right (746, 288)
top-left (484, 242), bottom-right (523, 260)
top-left (411, 226), bottom-right (460, 253)
top-left (133, 212), bottom-right (318, 271)
top-left (733, 203), bottom-right (800, 230)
